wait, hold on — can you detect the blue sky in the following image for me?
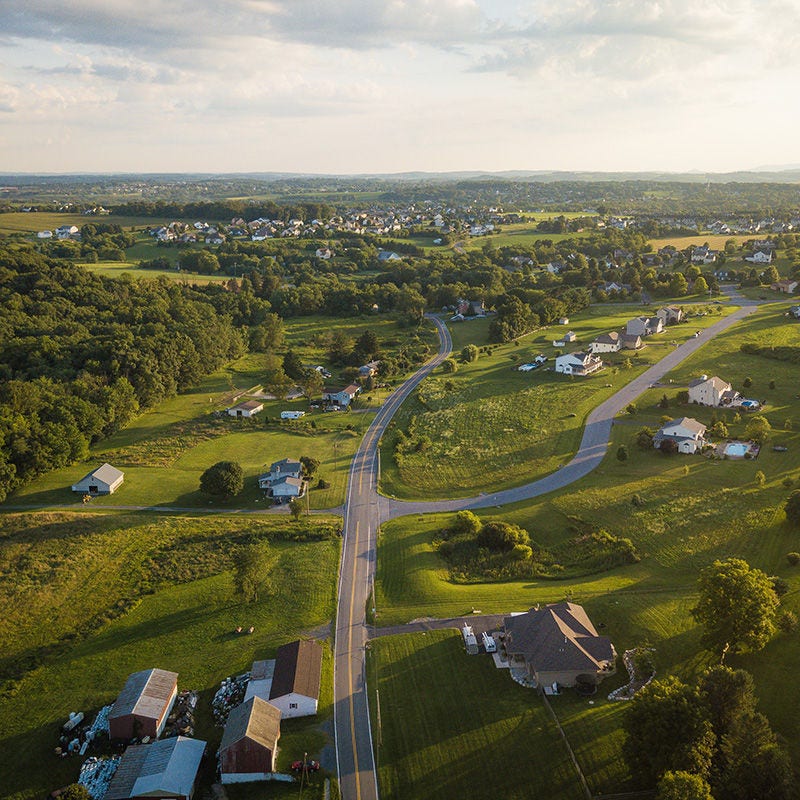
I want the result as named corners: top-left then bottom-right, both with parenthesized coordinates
top-left (1, 1), bottom-right (798, 174)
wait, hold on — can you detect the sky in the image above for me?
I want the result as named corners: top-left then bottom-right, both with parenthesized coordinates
top-left (1, 0), bottom-right (799, 175)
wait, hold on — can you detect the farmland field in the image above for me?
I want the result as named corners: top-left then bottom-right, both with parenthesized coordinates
top-left (0, 511), bottom-right (340, 800)
top-left (379, 304), bottom-right (733, 500)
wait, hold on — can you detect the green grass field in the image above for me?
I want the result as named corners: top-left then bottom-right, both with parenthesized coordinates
top-left (372, 302), bottom-right (800, 793)
top-left (379, 305), bottom-right (732, 500)
top-left (0, 511), bottom-right (340, 800)
top-left (367, 631), bottom-right (593, 800)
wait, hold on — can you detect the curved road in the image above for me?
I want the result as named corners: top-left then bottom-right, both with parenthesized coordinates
top-left (334, 291), bottom-right (759, 799)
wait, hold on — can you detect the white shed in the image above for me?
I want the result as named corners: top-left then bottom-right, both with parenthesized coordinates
top-left (71, 463), bottom-right (124, 495)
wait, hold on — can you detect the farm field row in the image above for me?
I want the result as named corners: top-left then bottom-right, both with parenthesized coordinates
top-left (0, 511), bottom-right (340, 800)
top-left (379, 303), bottom-right (734, 500)
top-left (371, 300), bottom-right (800, 797)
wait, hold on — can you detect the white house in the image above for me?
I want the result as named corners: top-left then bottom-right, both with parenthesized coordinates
top-left (589, 332), bottom-right (621, 354)
top-left (71, 463), bottom-right (124, 495)
top-left (688, 375), bottom-right (739, 407)
top-left (657, 306), bottom-right (684, 325)
top-left (745, 250), bottom-right (773, 264)
top-left (654, 417), bottom-right (707, 454)
top-left (626, 316), bottom-right (664, 337)
top-left (268, 640), bottom-right (322, 719)
top-left (322, 384), bottom-right (360, 407)
top-left (555, 351), bottom-right (604, 376)
top-left (37, 230), bottom-right (53, 239)
top-left (227, 400), bottom-right (264, 418)
top-left (258, 459), bottom-right (305, 500)
top-left (552, 331), bottom-right (577, 347)
top-left (270, 477), bottom-right (304, 502)
top-left (315, 247), bottom-right (333, 260)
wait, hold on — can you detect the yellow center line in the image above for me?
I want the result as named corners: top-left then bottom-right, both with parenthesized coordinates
top-left (347, 520), bottom-right (362, 800)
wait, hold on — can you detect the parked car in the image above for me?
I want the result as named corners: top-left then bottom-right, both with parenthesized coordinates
top-left (292, 759), bottom-right (321, 772)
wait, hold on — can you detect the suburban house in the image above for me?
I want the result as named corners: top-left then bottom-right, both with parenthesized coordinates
top-left (268, 640), bottom-right (323, 719)
top-left (653, 417), bottom-right (707, 454)
top-left (746, 250), bottom-right (773, 264)
top-left (688, 375), bottom-right (739, 407)
top-left (552, 330), bottom-right (578, 347)
top-left (456, 298), bottom-right (486, 317)
top-left (771, 278), bottom-right (798, 294)
top-left (557, 317), bottom-right (570, 325)
top-left (104, 736), bottom-right (206, 800)
top-left (108, 668), bottom-right (179, 740)
top-left (377, 250), bottom-right (402, 262)
top-left (620, 333), bottom-right (644, 350)
top-left (599, 281), bottom-right (631, 294)
top-left (258, 458), bottom-right (305, 501)
top-left (314, 247), bottom-right (333, 260)
top-left (71, 463), bottom-right (124, 495)
top-left (502, 602), bottom-right (616, 689)
top-left (555, 351), bottom-right (604, 376)
top-left (358, 360), bottom-right (381, 377)
top-left (322, 384), bottom-right (361, 407)
top-left (588, 332), bottom-right (621, 354)
top-left (790, 305), bottom-right (800, 319)
top-left (219, 696), bottom-right (281, 784)
top-left (626, 316), bottom-right (664, 337)
top-left (227, 400), bottom-right (264, 418)
top-left (691, 245), bottom-right (718, 264)
top-left (657, 306), bottom-right (684, 325)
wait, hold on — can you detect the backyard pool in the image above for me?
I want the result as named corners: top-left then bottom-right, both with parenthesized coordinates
top-left (724, 442), bottom-right (750, 457)
top-left (740, 399), bottom-right (760, 410)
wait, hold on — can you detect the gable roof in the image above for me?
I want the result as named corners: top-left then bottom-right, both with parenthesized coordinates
top-left (229, 400), bottom-right (263, 412)
top-left (269, 458), bottom-right (301, 474)
top-left (688, 375), bottom-right (730, 392)
top-left (110, 668), bottom-right (178, 722)
top-left (76, 462), bottom-right (124, 487)
top-left (105, 736), bottom-right (205, 800)
top-left (220, 696), bottom-right (281, 753)
top-left (594, 332), bottom-right (620, 344)
top-left (663, 416), bottom-right (706, 436)
top-left (503, 602), bottom-right (614, 674)
top-left (269, 640), bottom-right (323, 701)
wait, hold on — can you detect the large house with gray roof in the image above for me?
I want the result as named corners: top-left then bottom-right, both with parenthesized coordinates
top-left (502, 602), bottom-right (616, 689)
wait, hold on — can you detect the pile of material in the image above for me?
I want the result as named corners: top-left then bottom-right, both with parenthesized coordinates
top-left (212, 674), bottom-right (250, 726)
top-left (78, 755), bottom-right (121, 799)
top-left (87, 705), bottom-right (112, 738)
top-left (163, 690), bottom-right (198, 738)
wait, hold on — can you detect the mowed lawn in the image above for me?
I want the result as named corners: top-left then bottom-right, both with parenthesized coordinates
top-left (367, 631), bottom-right (590, 800)
top-left (0, 511), bottom-right (340, 800)
top-left (379, 304), bottom-right (733, 500)
top-left (373, 303), bottom-right (800, 791)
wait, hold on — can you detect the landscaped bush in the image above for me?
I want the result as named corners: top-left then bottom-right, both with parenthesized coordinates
top-left (786, 552), bottom-right (800, 566)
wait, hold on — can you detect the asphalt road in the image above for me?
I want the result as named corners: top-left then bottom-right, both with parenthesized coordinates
top-left (333, 316), bottom-right (452, 800)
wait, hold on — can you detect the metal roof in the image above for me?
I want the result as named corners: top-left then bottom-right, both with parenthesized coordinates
top-left (110, 668), bottom-right (178, 722)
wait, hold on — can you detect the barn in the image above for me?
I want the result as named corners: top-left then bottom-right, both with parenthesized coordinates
top-left (226, 400), bottom-right (264, 418)
top-left (268, 640), bottom-right (322, 719)
top-left (104, 736), bottom-right (206, 800)
top-left (219, 696), bottom-right (281, 783)
top-left (109, 668), bottom-right (179, 740)
top-left (71, 463), bottom-right (124, 495)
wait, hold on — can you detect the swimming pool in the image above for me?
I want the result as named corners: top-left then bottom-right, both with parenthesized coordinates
top-left (724, 442), bottom-right (750, 457)
top-left (741, 399), bottom-right (760, 409)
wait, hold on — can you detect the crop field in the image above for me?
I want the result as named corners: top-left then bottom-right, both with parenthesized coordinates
top-left (0, 511), bottom-right (339, 800)
top-left (0, 212), bottom-right (175, 235)
top-left (649, 234), bottom-right (755, 251)
top-left (373, 303), bottom-right (800, 789)
top-left (367, 631), bottom-right (591, 800)
top-left (379, 304), bottom-right (733, 500)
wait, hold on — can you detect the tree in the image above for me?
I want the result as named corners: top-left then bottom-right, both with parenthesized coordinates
top-left (696, 665), bottom-right (757, 742)
top-left (264, 364), bottom-right (294, 400)
top-left (694, 276), bottom-right (709, 294)
top-left (636, 426), bottom-right (655, 450)
top-left (249, 312), bottom-right (284, 352)
top-left (442, 357), bottom-right (458, 373)
top-left (691, 558), bottom-right (779, 661)
top-left (300, 455), bottom-right (320, 477)
top-left (744, 415), bottom-right (771, 443)
top-left (232, 542), bottom-right (274, 603)
top-left (58, 786), bottom-right (92, 800)
top-left (623, 676), bottom-right (716, 784)
top-left (476, 521), bottom-right (530, 551)
top-left (670, 272), bottom-right (689, 296)
top-left (461, 344), bottom-right (479, 363)
top-left (282, 349), bottom-right (305, 380)
top-left (450, 510), bottom-right (482, 536)
top-left (785, 490), bottom-right (800, 526)
top-left (354, 329), bottom-right (379, 360)
top-left (200, 461), bottom-right (244, 499)
top-left (656, 771), bottom-right (713, 800)
top-left (288, 497), bottom-right (303, 520)
top-left (297, 368), bottom-right (323, 400)
top-left (617, 444), bottom-right (629, 462)
top-left (396, 288), bottom-right (426, 327)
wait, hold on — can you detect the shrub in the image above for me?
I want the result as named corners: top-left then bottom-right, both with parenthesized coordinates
top-left (450, 510), bottom-right (482, 536)
top-left (743, 376), bottom-right (753, 388)
top-left (632, 493), bottom-right (645, 507)
top-left (626, 403), bottom-right (637, 415)
top-left (783, 477), bottom-right (794, 489)
top-left (784, 491), bottom-right (800, 527)
top-left (769, 379), bottom-right (776, 389)
top-left (755, 470), bottom-right (766, 486)
top-left (476, 521), bottom-right (530, 552)
top-left (778, 610), bottom-right (798, 633)
top-left (617, 445), bottom-right (629, 462)
top-left (442, 357), bottom-right (458, 373)
top-left (785, 552), bottom-right (800, 566)
top-left (636, 427), bottom-right (655, 450)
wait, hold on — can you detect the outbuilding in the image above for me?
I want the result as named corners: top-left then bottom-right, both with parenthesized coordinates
top-left (71, 463), bottom-right (124, 495)
top-left (227, 400), bottom-right (264, 418)
top-left (268, 640), bottom-right (322, 719)
top-left (219, 696), bottom-right (281, 783)
top-left (104, 736), bottom-right (205, 800)
top-left (109, 668), bottom-right (178, 740)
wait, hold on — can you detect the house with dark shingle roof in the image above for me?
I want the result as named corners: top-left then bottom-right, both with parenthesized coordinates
top-left (219, 696), bottom-right (281, 783)
top-left (268, 640), bottom-right (323, 718)
top-left (104, 736), bottom-right (205, 800)
top-left (503, 602), bottom-right (616, 689)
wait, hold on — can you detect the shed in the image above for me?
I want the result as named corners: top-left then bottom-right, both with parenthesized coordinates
top-left (109, 668), bottom-right (179, 740)
top-left (227, 400), bottom-right (264, 418)
top-left (268, 640), bottom-right (322, 718)
top-left (104, 736), bottom-right (205, 800)
top-left (219, 696), bottom-right (281, 783)
top-left (71, 463), bottom-right (124, 495)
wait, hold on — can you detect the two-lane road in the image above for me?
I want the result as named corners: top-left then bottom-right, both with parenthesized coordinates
top-left (333, 316), bottom-right (452, 800)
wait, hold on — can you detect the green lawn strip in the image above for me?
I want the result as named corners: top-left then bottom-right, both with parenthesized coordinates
top-left (379, 305), bottom-right (734, 500)
top-left (367, 631), bottom-right (586, 800)
top-left (0, 511), bottom-right (339, 800)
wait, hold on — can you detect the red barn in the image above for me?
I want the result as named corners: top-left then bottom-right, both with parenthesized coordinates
top-left (219, 696), bottom-right (281, 783)
top-left (108, 668), bottom-right (178, 740)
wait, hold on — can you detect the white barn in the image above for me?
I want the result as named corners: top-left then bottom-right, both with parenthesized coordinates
top-left (268, 640), bottom-right (322, 719)
top-left (71, 463), bottom-right (124, 495)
